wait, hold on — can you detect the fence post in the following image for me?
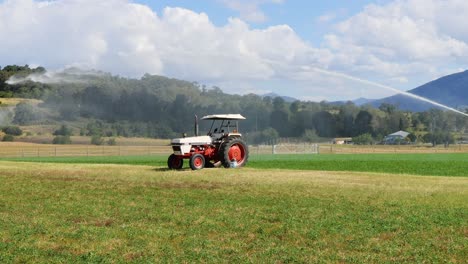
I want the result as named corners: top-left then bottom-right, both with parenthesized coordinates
top-left (55, 147), bottom-right (57, 157)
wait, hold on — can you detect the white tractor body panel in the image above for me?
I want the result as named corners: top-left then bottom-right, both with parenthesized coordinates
top-left (176, 145), bottom-right (191, 155)
top-left (171, 135), bottom-right (212, 145)
top-left (171, 135), bottom-right (213, 155)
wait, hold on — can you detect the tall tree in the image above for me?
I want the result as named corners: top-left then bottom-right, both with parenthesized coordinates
top-left (353, 110), bottom-right (373, 136)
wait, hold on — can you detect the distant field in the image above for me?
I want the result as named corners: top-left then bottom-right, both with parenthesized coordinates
top-left (3, 153), bottom-right (468, 177)
top-left (0, 98), bottom-right (41, 106)
top-left (12, 136), bottom-right (170, 146)
top-left (0, 161), bottom-right (466, 262)
top-left (0, 143), bottom-right (171, 158)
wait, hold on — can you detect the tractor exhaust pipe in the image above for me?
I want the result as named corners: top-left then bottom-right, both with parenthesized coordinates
top-left (194, 115), bottom-right (199, 136)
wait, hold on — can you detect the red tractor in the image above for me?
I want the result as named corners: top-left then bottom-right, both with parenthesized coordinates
top-left (167, 114), bottom-right (249, 170)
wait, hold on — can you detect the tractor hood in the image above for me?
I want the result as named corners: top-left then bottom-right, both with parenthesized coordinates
top-left (171, 135), bottom-right (212, 145)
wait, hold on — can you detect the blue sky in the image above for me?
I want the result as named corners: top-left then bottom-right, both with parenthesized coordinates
top-left (1, 0), bottom-right (467, 101)
top-left (136, 0), bottom-right (391, 45)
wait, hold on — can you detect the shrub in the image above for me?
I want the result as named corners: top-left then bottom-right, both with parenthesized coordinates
top-left (353, 133), bottom-right (374, 145)
top-left (52, 135), bottom-right (72, 144)
top-left (13, 102), bottom-right (37, 125)
top-left (407, 133), bottom-right (417, 143)
top-left (302, 129), bottom-right (320, 143)
top-left (1, 126), bottom-right (22, 136)
top-left (423, 132), bottom-right (454, 147)
top-left (91, 135), bottom-right (104, 145)
top-left (53, 124), bottom-right (73, 136)
top-left (2, 134), bottom-right (14, 141)
top-left (107, 138), bottom-right (117, 146)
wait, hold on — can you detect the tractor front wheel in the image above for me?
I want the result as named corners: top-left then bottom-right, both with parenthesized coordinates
top-left (189, 154), bottom-right (205, 170)
top-left (167, 154), bottom-right (183, 170)
top-left (220, 138), bottom-right (249, 168)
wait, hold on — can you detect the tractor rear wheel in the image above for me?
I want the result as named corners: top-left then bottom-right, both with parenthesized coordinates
top-left (219, 137), bottom-right (249, 168)
top-left (189, 154), bottom-right (205, 170)
top-left (167, 154), bottom-right (183, 170)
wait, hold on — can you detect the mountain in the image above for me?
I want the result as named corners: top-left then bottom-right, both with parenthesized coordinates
top-left (352, 97), bottom-right (375, 106)
top-left (328, 97), bottom-right (375, 106)
top-left (262, 92), bottom-right (297, 103)
top-left (372, 70), bottom-right (468, 111)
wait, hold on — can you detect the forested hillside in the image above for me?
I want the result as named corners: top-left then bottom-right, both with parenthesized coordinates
top-left (1, 65), bottom-right (467, 144)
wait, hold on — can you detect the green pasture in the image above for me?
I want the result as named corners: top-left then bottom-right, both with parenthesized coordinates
top-left (1, 153), bottom-right (467, 262)
top-left (3, 153), bottom-right (468, 177)
top-left (0, 161), bottom-right (467, 263)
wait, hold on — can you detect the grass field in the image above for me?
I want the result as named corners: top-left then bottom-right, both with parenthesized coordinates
top-left (0, 155), bottom-right (467, 262)
top-left (4, 153), bottom-right (468, 176)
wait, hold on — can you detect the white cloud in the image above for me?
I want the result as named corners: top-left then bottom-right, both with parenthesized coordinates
top-left (0, 0), bottom-right (164, 76)
top-left (221, 0), bottom-right (283, 23)
top-left (323, 0), bottom-right (468, 81)
top-left (1, 0), bottom-right (468, 101)
top-left (0, 0), bottom-right (327, 97)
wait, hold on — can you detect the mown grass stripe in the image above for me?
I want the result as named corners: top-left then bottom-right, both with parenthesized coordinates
top-left (2, 153), bottom-right (468, 177)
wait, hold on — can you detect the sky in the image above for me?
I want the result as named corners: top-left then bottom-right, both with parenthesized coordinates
top-left (1, 0), bottom-right (467, 101)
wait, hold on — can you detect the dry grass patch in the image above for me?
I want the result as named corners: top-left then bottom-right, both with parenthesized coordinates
top-left (14, 135), bottom-right (170, 146)
top-left (0, 98), bottom-right (42, 106)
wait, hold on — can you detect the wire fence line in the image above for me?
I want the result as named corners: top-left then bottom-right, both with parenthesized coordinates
top-left (0, 145), bottom-right (171, 158)
top-left (250, 144), bottom-right (319, 155)
top-left (251, 143), bottom-right (468, 155)
top-left (0, 144), bottom-right (319, 158)
top-left (318, 144), bottom-right (468, 154)
top-left (1, 143), bottom-right (467, 158)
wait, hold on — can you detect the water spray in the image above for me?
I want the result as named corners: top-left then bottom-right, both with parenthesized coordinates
top-left (308, 67), bottom-right (468, 117)
top-left (5, 68), bottom-right (103, 85)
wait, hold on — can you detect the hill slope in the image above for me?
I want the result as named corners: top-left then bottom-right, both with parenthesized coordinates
top-left (372, 70), bottom-right (468, 111)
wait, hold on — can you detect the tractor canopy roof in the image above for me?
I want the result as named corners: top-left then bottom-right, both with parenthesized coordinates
top-left (201, 114), bottom-right (246, 120)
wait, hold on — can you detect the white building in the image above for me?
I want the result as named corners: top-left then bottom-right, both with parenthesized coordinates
top-left (383, 130), bottom-right (411, 145)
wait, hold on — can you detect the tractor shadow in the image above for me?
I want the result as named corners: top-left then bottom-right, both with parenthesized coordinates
top-left (152, 168), bottom-right (184, 172)
top-left (152, 167), bottom-right (218, 172)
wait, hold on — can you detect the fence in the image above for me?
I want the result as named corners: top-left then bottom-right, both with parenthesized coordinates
top-left (1, 143), bottom-right (467, 158)
top-left (250, 144), bottom-right (319, 155)
top-left (319, 144), bottom-right (468, 154)
top-left (0, 145), bottom-right (171, 158)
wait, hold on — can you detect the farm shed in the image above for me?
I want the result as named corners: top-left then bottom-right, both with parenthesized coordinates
top-left (382, 130), bottom-right (410, 145)
top-left (333, 137), bottom-right (353, 145)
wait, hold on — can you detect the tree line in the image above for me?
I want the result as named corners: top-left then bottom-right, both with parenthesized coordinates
top-left (1, 65), bottom-right (467, 145)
